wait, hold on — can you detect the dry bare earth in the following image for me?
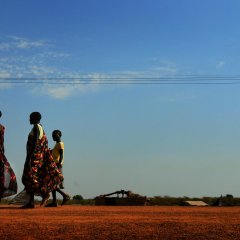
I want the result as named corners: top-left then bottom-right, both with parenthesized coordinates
top-left (0, 205), bottom-right (240, 239)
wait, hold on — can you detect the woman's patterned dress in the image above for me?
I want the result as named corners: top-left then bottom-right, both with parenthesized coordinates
top-left (0, 124), bottom-right (18, 198)
top-left (22, 124), bottom-right (63, 196)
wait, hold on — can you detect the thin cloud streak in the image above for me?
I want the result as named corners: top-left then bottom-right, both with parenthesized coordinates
top-left (0, 35), bottom-right (182, 99)
top-left (0, 72), bottom-right (12, 89)
top-left (1, 36), bottom-right (47, 50)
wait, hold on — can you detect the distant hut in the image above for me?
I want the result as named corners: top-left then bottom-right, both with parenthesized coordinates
top-left (184, 201), bottom-right (208, 206)
top-left (95, 190), bottom-right (149, 206)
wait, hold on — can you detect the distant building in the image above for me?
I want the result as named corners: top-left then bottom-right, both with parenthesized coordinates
top-left (95, 189), bottom-right (149, 206)
top-left (184, 201), bottom-right (208, 206)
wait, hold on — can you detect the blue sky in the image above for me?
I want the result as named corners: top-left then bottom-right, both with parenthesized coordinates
top-left (1, 1), bottom-right (240, 198)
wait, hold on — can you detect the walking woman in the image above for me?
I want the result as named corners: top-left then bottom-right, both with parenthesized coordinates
top-left (0, 111), bottom-right (17, 200)
top-left (21, 112), bottom-right (63, 208)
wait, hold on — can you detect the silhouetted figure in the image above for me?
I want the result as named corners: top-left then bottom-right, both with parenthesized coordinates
top-left (0, 111), bottom-right (17, 200)
top-left (45, 130), bottom-right (70, 207)
top-left (21, 112), bottom-right (63, 208)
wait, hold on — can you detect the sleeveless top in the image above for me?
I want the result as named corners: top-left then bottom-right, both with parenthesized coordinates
top-left (27, 124), bottom-right (44, 155)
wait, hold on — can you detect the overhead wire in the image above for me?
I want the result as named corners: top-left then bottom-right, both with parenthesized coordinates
top-left (1, 75), bottom-right (240, 85)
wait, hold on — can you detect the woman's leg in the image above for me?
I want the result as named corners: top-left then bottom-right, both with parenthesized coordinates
top-left (29, 192), bottom-right (34, 205)
top-left (20, 192), bottom-right (35, 208)
top-left (56, 189), bottom-right (70, 206)
top-left (52, 190), bottom-right (57, 203)
top-left (45, 190), bottom-right (58, 207)
top-left (40, 192), bottom-right (50, 207)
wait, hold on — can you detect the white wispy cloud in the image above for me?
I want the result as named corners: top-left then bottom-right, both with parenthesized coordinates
top-left (29, 72), bottom-right (129, 99)
top-left (0, 35), bottom-right (184, 99)
top-left (6, 36), bottom-right (47, 50)
top-left (150, 59), bottom-right (179, 75)
top-left (30, 65), bottom-right (56, 76)
top-left (31, 78), bottom-right (98, 99)
top-left (0, 72), bottom-right (10, 77)
top-left (0, 71), bottom-right (12, 89)
top-left (151, 66), bottom-right (178, 75)
top-left (0, 43), bottom-right (11, 50)
top-left (216, 61), bottom-right (225, 69)
top-left (0, 58), bottom-right (182, 99)
top-left (32, 85), bottom-right (75, 99)
top-left (39, 51), bottom-right (71, 58)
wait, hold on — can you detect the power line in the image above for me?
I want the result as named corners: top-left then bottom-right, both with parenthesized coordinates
top-left (1, 75), bottom-right (240, 85)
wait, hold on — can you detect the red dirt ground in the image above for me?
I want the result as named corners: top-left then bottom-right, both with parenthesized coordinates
top-left (1, 205), bottom-right (240, 239)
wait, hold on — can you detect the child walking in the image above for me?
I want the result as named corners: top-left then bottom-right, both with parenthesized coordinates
top-left (46, 130), bottom-right (70, 207)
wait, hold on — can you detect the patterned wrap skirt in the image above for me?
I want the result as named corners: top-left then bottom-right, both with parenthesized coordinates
top-left (22, 133), bottom-right (64, 196)
top-left (0, 125), bottom-right (18, 198)
top-left (0, 152), bottom-right (18, 198)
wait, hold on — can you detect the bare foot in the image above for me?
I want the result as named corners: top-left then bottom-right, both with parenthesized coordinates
top-left (40, 193), bottom-right (50, 207)
top-left (20, 203), bottom-right (35, 209)
top-left (61, 195), bottom-right (70, 206)
top-left (45, 202), bottom-right (58, 207)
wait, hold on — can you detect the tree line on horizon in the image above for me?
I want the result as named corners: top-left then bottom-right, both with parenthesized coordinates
top-left (2, 194), bottom-right (240, 206)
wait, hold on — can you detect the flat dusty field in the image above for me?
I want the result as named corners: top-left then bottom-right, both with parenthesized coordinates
top-left (0, 205), bottom-right (240, 239)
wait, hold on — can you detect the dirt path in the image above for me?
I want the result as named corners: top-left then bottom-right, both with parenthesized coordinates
top-left (0, 205), bottom-right (240, 239)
